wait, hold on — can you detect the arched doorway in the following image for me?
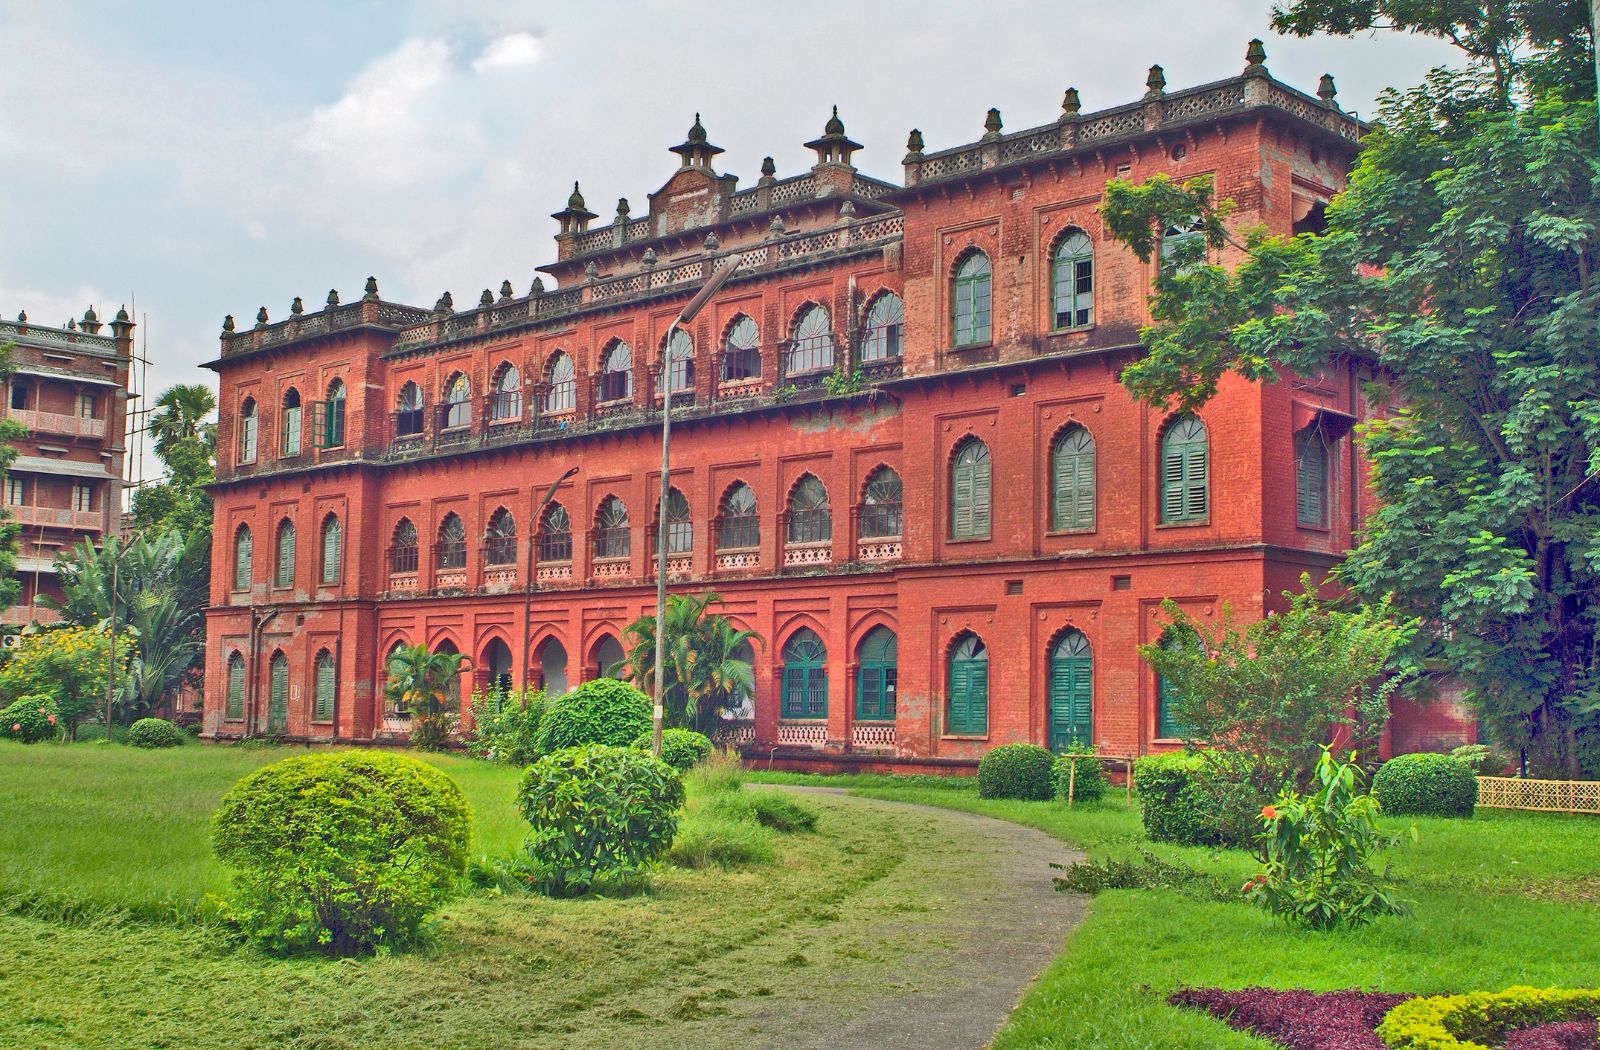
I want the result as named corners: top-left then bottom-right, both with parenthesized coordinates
top-left (482, 638), bottom-right (513, 702)
top-left (592, 635), bottom-right (624, 680)
top-left (435, 639), bottom-right (463, 710)
top-left (1048, 630), bottom-right (1093, 750)
top-left (539, 638), bottom-right (569, 696)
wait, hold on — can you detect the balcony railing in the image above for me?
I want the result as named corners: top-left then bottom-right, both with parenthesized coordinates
top-left (5, 409), bottom-right (107, 439)
top-left (10, 505), bottom-right (101, 530)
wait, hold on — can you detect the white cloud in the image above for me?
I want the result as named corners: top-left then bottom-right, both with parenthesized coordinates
top-left (472, 32), bottom-right (542, 73)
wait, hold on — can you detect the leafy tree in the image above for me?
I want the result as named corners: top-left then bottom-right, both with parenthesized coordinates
top-left (1101, 40), bottom-right (1600, 773)
top-left (616, 591), bottom-right (759, 734)
top-left (145, 383), bottom-right (216, 462)
top-left (0, 626), bottom-right (133, 740)
top-left (132, 385), bottom-right (215, 539)
top-left (0, 343), bottom-right (27, 612)
top-left (384, 643), bottom-right (470, 751)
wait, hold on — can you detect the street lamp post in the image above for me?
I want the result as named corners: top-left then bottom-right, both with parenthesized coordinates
top-left (651, 258), bottom-right (741, 755)
top-left (524, 464), bottom-right (581, 688)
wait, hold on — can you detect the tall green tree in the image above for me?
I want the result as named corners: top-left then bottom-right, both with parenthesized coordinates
top-left (1100, 34), bottom-right (1600, 772)
top-left (617, 591), bottom-right (759, 734)
top-left (133, 384), bottom-right (215, 539)
top-left (146, 384), bottom-right (216, 462)
top-left (0, 343), bottom-right (27, 612)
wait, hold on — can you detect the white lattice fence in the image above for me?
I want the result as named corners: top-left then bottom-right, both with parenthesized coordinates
top-left (851, 722), bottom-right (896, 750)
top-left (1477, 776), bottom-right (1600, 814)
top-left (778, 721), bottom-right (827, 748)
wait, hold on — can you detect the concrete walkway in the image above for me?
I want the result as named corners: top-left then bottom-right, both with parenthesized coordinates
top-left (734, 786), bottom-right (1087, 1050)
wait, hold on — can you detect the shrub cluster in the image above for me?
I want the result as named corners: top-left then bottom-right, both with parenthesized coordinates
top-left (632, 727), bottom-right (714, 772)
top-left (1378, 987), bottom-right (1600, 1050)
top-left (1053, 849), bottom-right (1232, 901)
top-left (536, 679), bottom-right (652, 754)
top-left (1057, 746), bottom-right (1108, 803)
top-left (1372, 753), bottom-right (1478, 818)
top-left (127, 717), bottom-right (184, 749)
top-left (1170, 987), bottom-right (1413, 1050)
top-left (211, 751), bottom-right (471, 956)
top-left (468, 689), bottom-right (547, 765)
top-left (1133, 751), bottom-right (1225, 846)
top-left (0, 695), bottom-right (58, 744)
top-left (518, 744), bottom-right (683, 895)
top-left (978, 743), bottom-right (1057, 800)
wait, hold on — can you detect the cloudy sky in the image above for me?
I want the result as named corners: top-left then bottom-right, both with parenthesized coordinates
top-left (0, 1), bottom-right (1456, 479)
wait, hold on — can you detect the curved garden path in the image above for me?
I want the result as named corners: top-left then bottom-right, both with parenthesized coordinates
top-left (726, 786), bottom-right (1087, 1050)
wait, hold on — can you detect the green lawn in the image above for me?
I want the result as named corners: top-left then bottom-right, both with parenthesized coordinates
top-left (843, 783), bottom-right (1600, 1049)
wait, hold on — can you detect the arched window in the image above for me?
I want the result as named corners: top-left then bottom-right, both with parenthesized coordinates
top-left (389, 518), bottom-right (418, 574)
top-left (396, 382), bottom-right (424, 437)
top-left (1161, 216), bottom-right (1206, 271)
top-left (593, 635), bottom-right (625, 679)
top-left (313, 649), bottom-right (336, 723)
top-left (859, 467), bottom-right (902, 538)
top-left (787, 475), bottom-right (831, 544)
top-left (267, 650), bottom-right (289, 734)
top-left (539, 637), bottom-right (570, 696)
top-left (281, 388), bottom-right (303, 457)
top-left (491, 364), bottom-right (522, 421)
top-left (947, 633), bottom-right (989, 735)
top-left (1156, 625), bottom-right (1200, 739)
top-left (1051, 230), bottom-right (1094, 330)
top-left (538, 503), bottom-right (572, 563)
top-left (237, 398), bottom-right (258, 464)
top-left (545, 352), bottom-right (576, 414)
top-left (1159, 415), bottom-right (1208, 524)
top-left (855, 627), bottom-right (897, 721)
top-left (233, 525), bottom-right (253, 591)
top-left (950, 438), bottom-right (992, 540)
top-left (658, 487), bottom-right (692, 555)
top-left (780, 628), bottom-right (828, 719)
top-left (437, 513), bottom-right (467, 570)
top-left (384, 641), bottom-right (409, 715)
top-left (319, 379), bottom-right (346, 448)
top-left (1050, 426), bottom-right (1096, 532)
top-left (786, 304), bottom-right (834, 374)
top-left (482, 638), bottom-right (514, 701)
top-left (225, 651), bottom-right (246, 719)
top-left (442, 373), bottom-right (471, 430)
top-left (1048, 630), bottom-right (1093, 750)
top-left (320, 513), bottom-right (342, 585)
top-left (722, 315), bottom-right (761, 382)
top-left (717, 482), bottom-right (759, 550)
top-left (594, 496), bottom-right (630, 559)
top-left (952, 252), bottom-right (992, 348)
top-left (485, 507), bottom-right (517, 565)
top-left (1296, 429), bottom-right (1329, 527)
top-left (861, 293), bottom-right (904, 362)
top-left (274, 519), bottom-right (296, 588)
top-left (663, 330), bottom-right (693, 394)
top-left (599, 341), bottom-right (633, 402)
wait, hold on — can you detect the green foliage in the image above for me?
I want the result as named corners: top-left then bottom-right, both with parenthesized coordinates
top-left (1449, 743), bottom-right (1513, 775)
top-left (210, 751), bottom-right (471, 956)
top-left (632, 727), bottom-right (713, 771)
top-left (1373, 753), bottom-right (1479, 818)
top-left (0, 626), bottom-right (132, 739)
top-left (127, 717), bottom-right (183, 749)
top-left (468, 688), bottom-right (547, 765)
top-left (1052, 849), bottom-right (1233, 902)
top-left (1377, 987), bottom-right (1600, 1050)
top-left (1246, 749), bottom-right (1409, 931)
top-left (1056, 746), bottom-right (1108, 803)
top-left (535, 677), bottom-right (651, 753)
top-left (978, 743), bottom-right (1057, 800)
top-left (821, 364), bottom-right (865, 395)
top-left (615, 591), bottom-right (760, 733)
top-left (685, 747), bottom-right (747, 796)
top-left (666, 808), bottom-right (775, 868)
top-left (0, 344), bottom-right (24, 611)
top-left (384, 644), bottom-right (469, 751)
top-left (517, 744), bottom-right (684, 896)
top-left (1, 695), bottom-right (59, 744)
top-left (736, 790), bottom-right (820, 833)
top-left (410, 711), bottom-right (459, 752)
top-left (1133, 751), bottom-right (1222, 847)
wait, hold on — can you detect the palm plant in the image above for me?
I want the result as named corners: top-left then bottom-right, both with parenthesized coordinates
top-left (147, 384), bottom-right (216, 460)
top-left (119, 591), bottom-right (203, 718)
top-left (384, 644), bottom-right (471, 751)
top-left (618, 591), bottom-right (760, 734)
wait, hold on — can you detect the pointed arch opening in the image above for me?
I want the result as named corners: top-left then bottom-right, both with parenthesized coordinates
top-left (544, 351), bottom-right (577, 414)
top-left (722, 315), bottom-right (760, 382)
top-left (949, 437), bottom-right (992, 540)
top-left (491, 363), bottom-right (522, 421)
top-left (436, 512), bottom-right (467, 570)
top-left (538, 503), bottom-right (572, 563)
top-left (786, 304), bottom-right (834, 375)
top-left (396, 381), bottom-right (425, 437)
top-left (861, 292), bottom-right (904, 362)
top-left (662, 329), bottom-right (693, 394)
top-left (952, 250), bottom-right (992, 348)
top-left (786, 474), bottom-right (831, 544)
top-left (441, 372), bottom-right (471, 430)
top-left (656, 487), bottom-right (692, 555)
top-left (281, 388), bottom-right (303, 457)
top-left (855, 626), bottom-right (897, 721)
top-left (237, 397), bottom-right (258, 464)
top-left (267, 649), bottom-right (289, 734)
top-left (946, 632), bottom-right (989, 735)
top-left (1050, 425), bottom-right (1096, 532)
top-left (313, 648), bottom-right (337, 723)
top-left (274, 518), bottom-right (296, 589)
top-left (1048, 628), bottom-right (1093, 750)
top-left (599, 340), bottom-right (633, 403)
top-left (320, 512), bottom-right (342, 585)
top-left (1051, 229), bottom-right (1094, 330)
top-left (232, 524), bottom-right (253, 591)
top-left (389, 517), bottom-right (419, 574)
top-left (1159, 414), bottom-right (1208, 524)
top-left (484, 507), bottom-right (517, 566)
top-left (225, 650), bottom-right (246, 719)
top-left (717, 481), bottom-right (759, 550)
top-left (780, 627), bottom-right (828, 719)
top-left (860, 466), bottom-right (903, 539)
top-left (594, 495), bottom-right (630, 560)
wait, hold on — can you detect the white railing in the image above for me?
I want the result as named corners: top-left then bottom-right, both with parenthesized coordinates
top-left (716, 720), bottom-right (755, 745)
top-left (778, 721), bottom-right (827, 748)
top-left (851, 722), bottom-right (897, 750)
top-left (716, 550), bottom-right (759, 572)
top-left (857, 539), bottom-right (902, 562)
top-left (783, 543), bottom-right (832, 567)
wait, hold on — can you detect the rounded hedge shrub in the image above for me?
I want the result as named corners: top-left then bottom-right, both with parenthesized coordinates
top-left (536, 678), bottom-right (652, 754)
top-left (1377, 986), bottom-right (1600, 1049)
top-left (978, 743), bottom-right (1057, 800)
top-left (0, 695), bottom-right (58, 744)
top-left (632, 727), bottom-right (714, 771)
top-left (127, 717), bottom-right (184, 749)
top-left (1057, 747), bottom-right (1108, 803)
top-left (518, 744), bottom-right (684, 896)
top-left (1373, 752), bottom-right (1478, 818)
top-left (1133, 751), bottom-right (1221, 846)
top-left (211, 751), bottom-right (471, 956)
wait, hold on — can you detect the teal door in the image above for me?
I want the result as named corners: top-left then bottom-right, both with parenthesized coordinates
top-left (268, 653), bottom-right (289, 734)
top-left (1048, 630), bottom-right (1092, 750)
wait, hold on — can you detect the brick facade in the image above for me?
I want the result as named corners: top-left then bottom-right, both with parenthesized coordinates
top-left (202, 50), bottom-right (1460, 764)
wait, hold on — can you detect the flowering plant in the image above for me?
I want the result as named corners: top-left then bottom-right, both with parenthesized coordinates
top-left (0, 695), bottom-right (61, 744)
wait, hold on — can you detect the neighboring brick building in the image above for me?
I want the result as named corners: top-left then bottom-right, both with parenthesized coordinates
top-left (202, 45), bottom-right (1453, 765)
top-left (1, 308), bottom-right (134, 622)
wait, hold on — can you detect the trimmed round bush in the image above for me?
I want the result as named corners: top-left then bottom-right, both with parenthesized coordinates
top-left (128, 717), bottom-right (184, 749)
top-left (211, 751), bottom-right (472, 956)
top-left (631, 727), bottom-right (714, 771)
top-left (0, 695), bottom-right (58, 744)
top-left (1373, 752), bottom-right (1478, 818)
top-left (1057, 747), bottom-right (1108, 803)
top-left (978, 743), bottom-right (1057, 800)
top-left (1134, 751), bottom-right (1220, 846)
top-left (518, 744), bottom-right (685, 896)
top-left (536, 678), bottom-right (652, 754)
top-left (1378, 986), bottom-right (1600, 1049)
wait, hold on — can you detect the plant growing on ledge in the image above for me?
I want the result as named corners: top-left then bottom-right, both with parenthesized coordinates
top-left (384, 643), bottom-right (469, 752)
top-left (820, 364), bottom-right (864, 395)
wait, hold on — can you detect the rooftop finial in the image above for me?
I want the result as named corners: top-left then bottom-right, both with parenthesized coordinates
top-left (326, 288), bottom-right (340, 308)
top-left (479, 288), bottom-right (494, 308)
top-left (83, 305), bottom-right (98, 323)
top-left (568, 180), bottom-right (585, 209)
top-left (825, 104), bottom-right (845, 136)
top-left (499, 279), bottom-right (514, 301)
top-left (906, 128), bottom-right (924, 155)
top-left (255, 306), bottom-right (269, 327)
top-left (290, 296), bottom-right (304, 316)
top-left (222, 314), bottom-right (235, 333)
top-left (1145, 64), bottom-right (1167, 98)
top-left (67, 318), bottom-right (77, 331)
top-left (115, 305), bottom-right (128, 322)
top-left (364, 276), bottom-right (379, 300)
top-left (1244, 38), bottom-right (1268, 76)
top-left (435, 291), bottom-right (454, 314)
top-left (687, 112), bottom-right (706, 144)
top-left (615, 197), bottom-right (630, 223)
top-left (759, 155), bottom-right (777, 184)
top-left (1318, 73), bottom-right (1338, 105)
top-left (983, 107), bottom-right (1003, 139)
top-left (15, 310), bottom-right (25, 323)
top-left (703, 230), bottom-right (720, 251)
top-left (530, 276), bottom-right (545, 296)
top-left (1061, 87), bottom-right (1081, 117)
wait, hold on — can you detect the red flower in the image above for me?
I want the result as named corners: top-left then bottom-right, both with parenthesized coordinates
top-left (46, 715), bottom-right (55, 724)
top-left (10, 724), bottom-right (19, 733)
top-left (1261, 805), bottom-right (1279, 820)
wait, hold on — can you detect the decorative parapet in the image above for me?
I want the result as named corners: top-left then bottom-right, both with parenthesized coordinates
top-left (777, 721), bottom-right (827, 748)
top-left (857, 539), bottom-right (902, 562)
top-left (851, 722), bottom-right (897, 750)
top-left (783, 542), bottom-right (832, 568)
top-left (220, 298), bottom-right (433, 359)
top-left (0, 318), bottom-right (118, 354)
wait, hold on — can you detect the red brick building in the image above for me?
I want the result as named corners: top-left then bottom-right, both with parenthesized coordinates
top-left (1, 307), bottom-right (134, 622)
top-left (202, 47), bottom-right (1466, 764)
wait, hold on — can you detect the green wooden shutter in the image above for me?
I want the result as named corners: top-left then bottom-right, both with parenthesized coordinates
top-left (310, 401), bottom-right (328, 448)
top-left (234, 530), bottom-right (251, 591)
top-left (951, 456), bottom-right (974, 537)
top-left (314, 653), bottom-right (335, 721)
top-left (1161, 417), bottom-right (1208, 524)
top-left (948, 660), bottom-right (989, 735)
top-left (226, 657), bottom-right (245, 718)
top-left (1051, 429), bottom-right (1095, 531)
top-left (1296, 435), bottom-right (1326, 526)
top-left (971, 448), bottom-right (991, 537)
top-left (322, 517), bottom-right (342, 583)
top-left (276, 525), bottom-right (295, 588)
top-left (951, 442), bottom-right (991, 539)
top-left (1184, 443), bottom-right (1208, 520)
top-left (1049, 659), bottom-right (1092, 749)
top-left (268, 655), bottom-right (288, 733)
